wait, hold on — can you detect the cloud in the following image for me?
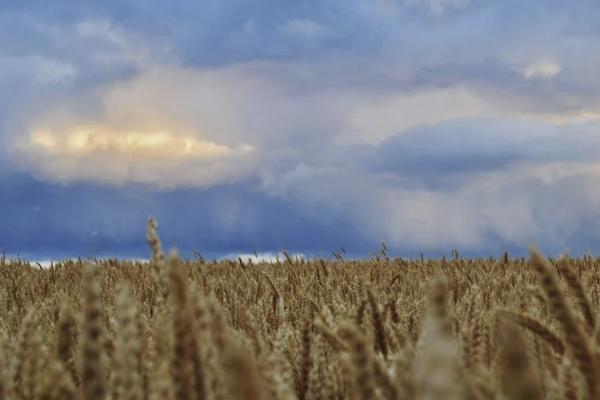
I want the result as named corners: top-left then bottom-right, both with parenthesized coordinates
top-left (523, 61), bottom-right (561, 79)
top-left (28, 128), bottom-right (245, 159)
top-left (253, 117), bottom-right (600, 254)
top-left (17, 125), bottom-right (254, 188)
top-left (0, 55), bottom-right (76, 85)
top-left (419, 0), bottom-right (471, 14)
top-left (373, 0), bottom-right (470, 15)
top-left (9, 56), bottom-right (600, 191)
top-left (0, 172), bottom-right (369, 259)
top-left (4, 0), bottom-right (600, 257)
top-left (10, 65), bottom-right (273, 188)
top-left (343, 87), bottom-right (500, 144)
top-left (2, 61), bottom-right (529, 187)
top-left (7, 117), bottom-right (600, 258)
top-left (76, 20), bottom-right (126, 44)
top-left (282, 19), bottom-right (327, 38)
top-left (371, 160), bottom-right (600, 250)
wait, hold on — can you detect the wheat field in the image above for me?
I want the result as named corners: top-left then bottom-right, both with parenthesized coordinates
top-left (0, 219), bottom-right (599, 400)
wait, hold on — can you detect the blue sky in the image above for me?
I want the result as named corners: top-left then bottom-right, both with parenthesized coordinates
top-left (2, 0), bottom-right (600, 259)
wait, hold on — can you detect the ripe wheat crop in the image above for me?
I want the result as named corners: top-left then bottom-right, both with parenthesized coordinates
top-left (1, 219), bottom-right (600, 399)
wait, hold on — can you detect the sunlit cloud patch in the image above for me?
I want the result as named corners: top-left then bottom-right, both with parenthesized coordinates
top-left (29, 127), bottom-right (251, 159)
top-left (17, 125), bottom-right (255, 188)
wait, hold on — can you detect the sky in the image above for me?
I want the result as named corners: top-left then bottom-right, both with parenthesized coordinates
top-left (2, 0), bottom-right (600, 260)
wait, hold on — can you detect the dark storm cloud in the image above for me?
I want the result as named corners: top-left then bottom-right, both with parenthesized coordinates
top-left (368, 119), bottom-right (600, 189)
top-left (0, 173), bottom-right (370, 259)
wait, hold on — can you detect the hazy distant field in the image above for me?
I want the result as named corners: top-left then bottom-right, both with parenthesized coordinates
top-left (0, 221), bottom-right (597, 400)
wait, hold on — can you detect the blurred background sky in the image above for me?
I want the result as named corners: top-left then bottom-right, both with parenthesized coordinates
top-left (2, 0), bottom-right (600, 260)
